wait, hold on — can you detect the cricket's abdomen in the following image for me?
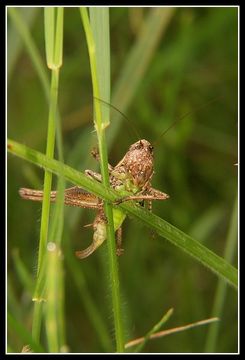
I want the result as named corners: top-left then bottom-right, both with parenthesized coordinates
top-left (112, 208), bottom-right (126, 231)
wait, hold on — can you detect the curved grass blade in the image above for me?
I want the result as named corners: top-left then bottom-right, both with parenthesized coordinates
top-left (7, 139), bottom-right (238, 289)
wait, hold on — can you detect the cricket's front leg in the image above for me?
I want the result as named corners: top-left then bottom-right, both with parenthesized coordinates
top-left (85, 169), bottom-right (103, 183)
top-left (75, 210), bottom-right (107, 259)
top-left (85, 147), bottom-right (114, 184)
top-left (85, 166), bottom-right (115, 182)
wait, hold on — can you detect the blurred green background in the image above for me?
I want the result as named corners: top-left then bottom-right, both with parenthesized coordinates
top-left (7, 7), bottom-right (238, 353)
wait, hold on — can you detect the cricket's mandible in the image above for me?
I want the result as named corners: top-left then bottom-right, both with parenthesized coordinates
top-left (19, 139), bottom-right (169, 259)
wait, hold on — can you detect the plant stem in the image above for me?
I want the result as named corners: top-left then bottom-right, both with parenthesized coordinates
top-left (80, 7), bottom-right (125, 352)
top-left (32, 8), bottom-right (64, 349)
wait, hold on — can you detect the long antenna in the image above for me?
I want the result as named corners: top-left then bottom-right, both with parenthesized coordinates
top-left (93, 96), bottom-right (141, 140)
top-left (153, 95), bottom-right (224, 146)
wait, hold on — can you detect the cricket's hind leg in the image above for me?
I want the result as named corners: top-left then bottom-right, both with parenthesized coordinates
top-left (75, 210), bottom-right (125, 259)
top-left (75, 210), bottom-right (107, 259)
top-left (116, 227), bottom-right (124, 256)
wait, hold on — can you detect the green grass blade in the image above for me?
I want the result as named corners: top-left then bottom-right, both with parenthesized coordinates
top-left (35, 6), bottom-right (64, 287)
top-left (44, 7), bottom-right (55, 68)
top-left (35, 69), bottom-right (59, 287)
top-left (125, 204), bottom-right (238, 289)
top-left (62, 7), bottom-right (175, 180)
top-left (204, 194), bottom-right (238, 352)
top-left (7, 139), bottom-right (238, 289)
top-left (126, 317), bottom-right (219, 350)
top-left (31, 7), bottom-right (65, 350)
top-left (54, 7), bottom-right (64, 68)
top-left (89, 7), bottom-right (110, 127)
top-left (80, 7), bottom-right (125, 352)
top-left (112, 7), bottom-right (175, 109)
top-left (7, 7), bottom-right (39, 80)
top-left (89, 7), bottom-right (125, 352)
top-left (11, 249), bottom-right (34, 294)
top-left (7, 311), bottom-right (45, 353)
top-left (8, 7), bottom-right (49, 95)
top-left (43, 8), bottom-right (65, 353)
top-left (7, 7), bottom-right (238, 353)
top-left (64, 247), bottom-right (112, 351)
top-left (31, 303), bottom-right (43, 345)
top-left (44, 243), bottom-right (60, 352)
top-left (56, 252), bottom-right (67, 353)
top-left (108, 7), bottom-right (176, 145)
top-left (134, 308), bottom-right (174, 353)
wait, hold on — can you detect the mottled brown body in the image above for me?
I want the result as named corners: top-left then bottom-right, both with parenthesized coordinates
top-left (108, 140), bottom-right (169, 204)
top-left (111, 139), bottom-right (154, 191)
top-left (19, 139), bottom-right (169, 259)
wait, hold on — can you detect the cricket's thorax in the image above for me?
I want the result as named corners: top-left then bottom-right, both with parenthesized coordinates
top-left (110, 139), bottom-right (154, 194)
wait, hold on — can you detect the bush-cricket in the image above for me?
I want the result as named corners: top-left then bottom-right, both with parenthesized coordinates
top-left (19, 97), bottom-right (219, 258)
top-left (19, 138), bottom-right (169, 258)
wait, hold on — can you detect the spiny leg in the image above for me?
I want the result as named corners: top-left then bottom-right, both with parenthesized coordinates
top-left (90, 147), bottom-right (114, 172)
top-left (116, 227), bottom-right (124, 256)
top-left (114, 193), bottom-right (169, 205)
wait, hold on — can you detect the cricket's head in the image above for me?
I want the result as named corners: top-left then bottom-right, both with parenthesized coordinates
top-left (123, 139), bottom-right (154, 189)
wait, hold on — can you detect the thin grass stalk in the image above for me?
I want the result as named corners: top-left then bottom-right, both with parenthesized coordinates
top-left (32, 8), bottom-right (64, 350)
top-left (204, 194), bottom-right (238, 352)
top-left (56, 254), bottom-right (67, 353)
top-left (125, 317), bottom-right (219, 350)
top-left (80, 7), bottom-right (125, 352)
top-left (35, 69), bottom-right (59, 279)
top-left (31, 303), bottom-right (43, 343)
top-left (134, 308), bottom-right (174, 353)
top-left (44, 243), bottom-right (60, 352)
top-left (90, 8), bottom-right (126, 352)
top-left (17, 5), bottom-right (109, 348)
top-left (7, 6), bottom-right (112, 344)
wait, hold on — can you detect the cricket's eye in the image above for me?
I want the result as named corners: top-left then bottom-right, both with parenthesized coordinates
top-left (149, 145), bottom-right (154, 153)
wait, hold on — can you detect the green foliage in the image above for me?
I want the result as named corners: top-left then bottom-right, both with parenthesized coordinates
top-left (7, 7), bottom-right (238, 353)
